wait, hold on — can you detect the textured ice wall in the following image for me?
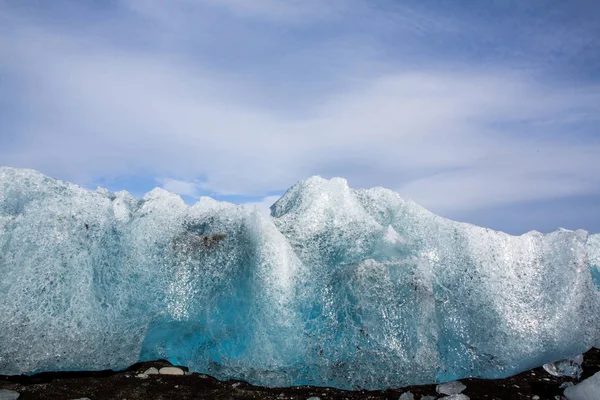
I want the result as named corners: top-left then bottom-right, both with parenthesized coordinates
top-left (272, 177), bottom-right (599, 387)
top-left (0, 167), bottom-right (599, 389)
top-left (0, 167), bottom-right (305, 384)
top-left (589, 234), bottom-right (600, 289)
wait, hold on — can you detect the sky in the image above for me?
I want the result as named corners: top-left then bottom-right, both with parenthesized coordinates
top-left (0, 0), bottom-right (599, 234)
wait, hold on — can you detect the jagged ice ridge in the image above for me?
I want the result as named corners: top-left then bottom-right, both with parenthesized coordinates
top-left (1, 167), bottom-right (599, 389)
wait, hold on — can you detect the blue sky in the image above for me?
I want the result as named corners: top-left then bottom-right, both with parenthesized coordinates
top-left (1, 0), bottom-right (599, 234)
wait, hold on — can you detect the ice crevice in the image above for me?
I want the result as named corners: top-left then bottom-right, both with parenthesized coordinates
top-left (1, 167), bottom-right (599, 390)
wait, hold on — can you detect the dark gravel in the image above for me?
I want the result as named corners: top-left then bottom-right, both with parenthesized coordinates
top-left (2, 348), bottom-right (598, 400)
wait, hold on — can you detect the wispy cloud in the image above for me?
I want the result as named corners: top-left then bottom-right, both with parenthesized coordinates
top-left (1, 0), bottom-right (599, 233)
top-left (156, 178), bottom-right (202, 198)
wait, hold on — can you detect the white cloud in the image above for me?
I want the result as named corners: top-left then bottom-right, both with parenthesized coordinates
top-left (156, 178), bottom-right (201, 198)
top-left (1, 29), bottom-right (599, 209)
top-left (1, 0), bottom-right (599, 231)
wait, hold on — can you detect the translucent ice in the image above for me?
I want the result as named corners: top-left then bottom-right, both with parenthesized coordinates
top-left (543, 355), bottom-right (583, 378)
top-left (1, 168), bottom-right (599, 390)
top-left (436, 381), bottom-right (466, 395)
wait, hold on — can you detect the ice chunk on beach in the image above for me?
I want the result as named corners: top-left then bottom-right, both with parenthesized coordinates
top-left (543, 355), bottom-right (583, 378)
top-left (399, 392), bottom-right (414, 400)
top-left (0, 168), bottom-right (599, 390)
top-left (0, 390), bottom-right (20, 400)
top-left (437, 381), bottom-right (466, 395)
top-left (564, 371), bottom-right (600, 400)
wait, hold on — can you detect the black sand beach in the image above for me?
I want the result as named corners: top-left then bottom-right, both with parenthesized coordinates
top-left (2, 348), bottom-right (598, 399)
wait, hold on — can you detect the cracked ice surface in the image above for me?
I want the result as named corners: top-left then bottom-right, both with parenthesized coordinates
top-left (0, 167), bottom-right (599, 389)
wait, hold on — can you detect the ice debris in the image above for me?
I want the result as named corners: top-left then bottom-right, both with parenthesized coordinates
top-left (543, 355), bottom-right (584, 379)
top-left (440, 395), bottom-right (469, 400)
top-left (0, 390), bottom-right (20, 400)
top-left (1, 167), bottom-right (600, 390)
top-left (563, 371), bottom-right (600, 400)
top-left (560, 382), bottom-right (575, 389)
top-left (159, 367), bottom-right (184, 375)
top-left (399, 392), bottom-right (414, 400)
top-left (436, 381), bottom-right (466, 395)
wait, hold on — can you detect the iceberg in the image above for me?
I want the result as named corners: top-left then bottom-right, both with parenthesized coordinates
top-left (0, 167), bottom-right (599, 389)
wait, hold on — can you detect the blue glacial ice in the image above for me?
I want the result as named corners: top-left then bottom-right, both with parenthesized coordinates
top-left (0, 167), bottom-right (599, 389)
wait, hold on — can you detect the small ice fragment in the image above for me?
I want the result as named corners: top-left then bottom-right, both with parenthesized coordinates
top-left (159, 367), bottom-right (184, 375)
top-left (543, 355), bottom-right (584, 379)
top-left (440, 395), bottom-right (469, 400)
top-left (437, 381), bottom-right (466, 395)
top-left (399, 392), bottom-right (414, 400)
top-left (560, 382), bottom-right (575, 389)
top-left (144, 367), bottom-right (159, 375)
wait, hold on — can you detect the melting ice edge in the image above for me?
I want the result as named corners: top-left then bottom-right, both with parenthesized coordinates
top-left (1, 167), bottom-right (599, 390)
